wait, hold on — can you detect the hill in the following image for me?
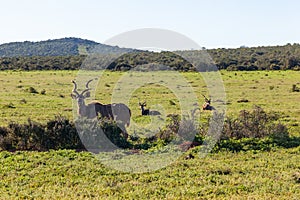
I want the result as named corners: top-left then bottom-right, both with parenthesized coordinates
top-left (0, 38), bottom-right (300, 71)
top-left (0, 37), bottom-right (133, 57)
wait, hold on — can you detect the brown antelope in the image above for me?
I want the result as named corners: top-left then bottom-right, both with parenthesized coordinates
top-left (71, 79), bottom-right (131, 138)
top-left (139, 101), bottom-right (161, 116)
top-left (201, 94), bottom-right (215, 111)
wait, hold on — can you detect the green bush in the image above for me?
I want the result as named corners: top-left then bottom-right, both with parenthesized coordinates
top-left (0, 116), bottom-right (130, 151)
top-left (221, 106), bottom-right (284, 139)
top-left (3, 119), bottom-right (45, 151)
top-left (155, 114), bottom-right (180, 143)
top-left (75, 118), bottom-right (130, 151)
top-left (0, 106), bottom-right (298, 153)
top-left (45, 116), bottom-right (82, 150)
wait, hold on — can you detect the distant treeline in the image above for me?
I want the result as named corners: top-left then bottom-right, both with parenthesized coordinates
top-left (0, 52), bottom-right (195, 71)
top-left (208, 43), bottom-right (300, 71)
top-left (1, 43), bottom-right (300, 71)
top-left (0, 55), bottom-right (85, 70)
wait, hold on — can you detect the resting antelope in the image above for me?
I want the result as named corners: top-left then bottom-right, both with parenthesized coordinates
top-left (71, 79), bottom-right (131, 138)
top-left (139, 101), bottom-right (161, 116)
top-left (201, 94), bottom-right (215, 111)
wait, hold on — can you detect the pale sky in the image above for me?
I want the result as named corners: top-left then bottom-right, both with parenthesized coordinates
top-left (1, 0), bottom-right (299, 49)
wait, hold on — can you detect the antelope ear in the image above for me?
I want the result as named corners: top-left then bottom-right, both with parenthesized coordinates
top-left (71, 94), bottom-right (77, 99)
top-left (84, 91), bottom-right (90, 98)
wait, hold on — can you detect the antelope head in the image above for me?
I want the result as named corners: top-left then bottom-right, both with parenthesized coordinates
top-left (139, 100), bottom-right (148, 112)
top-left (139, 100), bottom-right (150, 115)
top-left (71, 79), bottom-right (94, 106)
top-left (138, 101), bottom-right (147, 108)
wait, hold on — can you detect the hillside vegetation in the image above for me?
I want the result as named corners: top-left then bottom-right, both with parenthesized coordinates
top-left (1, 38), bottom-right (300, 71)
top-left (0, 38), bottom-right (97, 57)
top-left (0, 37), bottom-right (133, 57)
top-left (208, 43), bottom-right (300, 71)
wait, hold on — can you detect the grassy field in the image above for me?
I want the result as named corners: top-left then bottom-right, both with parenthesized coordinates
top-left (0, 148), bottom-right (299, 199)
top-left (0, 70), bottom-right (300, 199)
top-left (0, 70), bottom-right (299, 134)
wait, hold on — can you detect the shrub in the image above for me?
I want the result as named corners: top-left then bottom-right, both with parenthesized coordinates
top-left (5, 119), bottom-right (45, 151)
top-left (178, 115), bottom-right (199, 141)
top-left (0, 106), bottom-right (297, 153)
top-left (0, 116), bottom-right (130, 152)
top-left (75, 117), bottom-right (130, 151)
top-left (154, 111), bottom-right (202, 151)
top-left (0, 127), bottom-right (10, 150)
top-left (45, 116), bottom-right (82, 150)
top-left (221, 106), bottom-right (283, 139)
top-left (155, 114), bottom-right (180, 143)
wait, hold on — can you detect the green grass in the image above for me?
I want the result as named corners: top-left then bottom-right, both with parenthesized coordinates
top-left (220, 71), bottom-right (300, 135)
top-left (0, 148), bottom-right (299, 199)
top-left (0, 71), bottom-right (76, 124)
top-left (0, 70), bottom-right (299, 134)
top-left (0, 70), bottom-right (299, 199)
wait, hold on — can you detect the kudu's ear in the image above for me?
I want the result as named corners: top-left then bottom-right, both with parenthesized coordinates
top-left (83, 91), bottom-right (90, 98)
top-left (71, 93), bottom-right (77, 99)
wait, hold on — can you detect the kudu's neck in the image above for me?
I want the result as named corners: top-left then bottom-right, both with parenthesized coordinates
top-left (78, 98), bottom-right (87, 116)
